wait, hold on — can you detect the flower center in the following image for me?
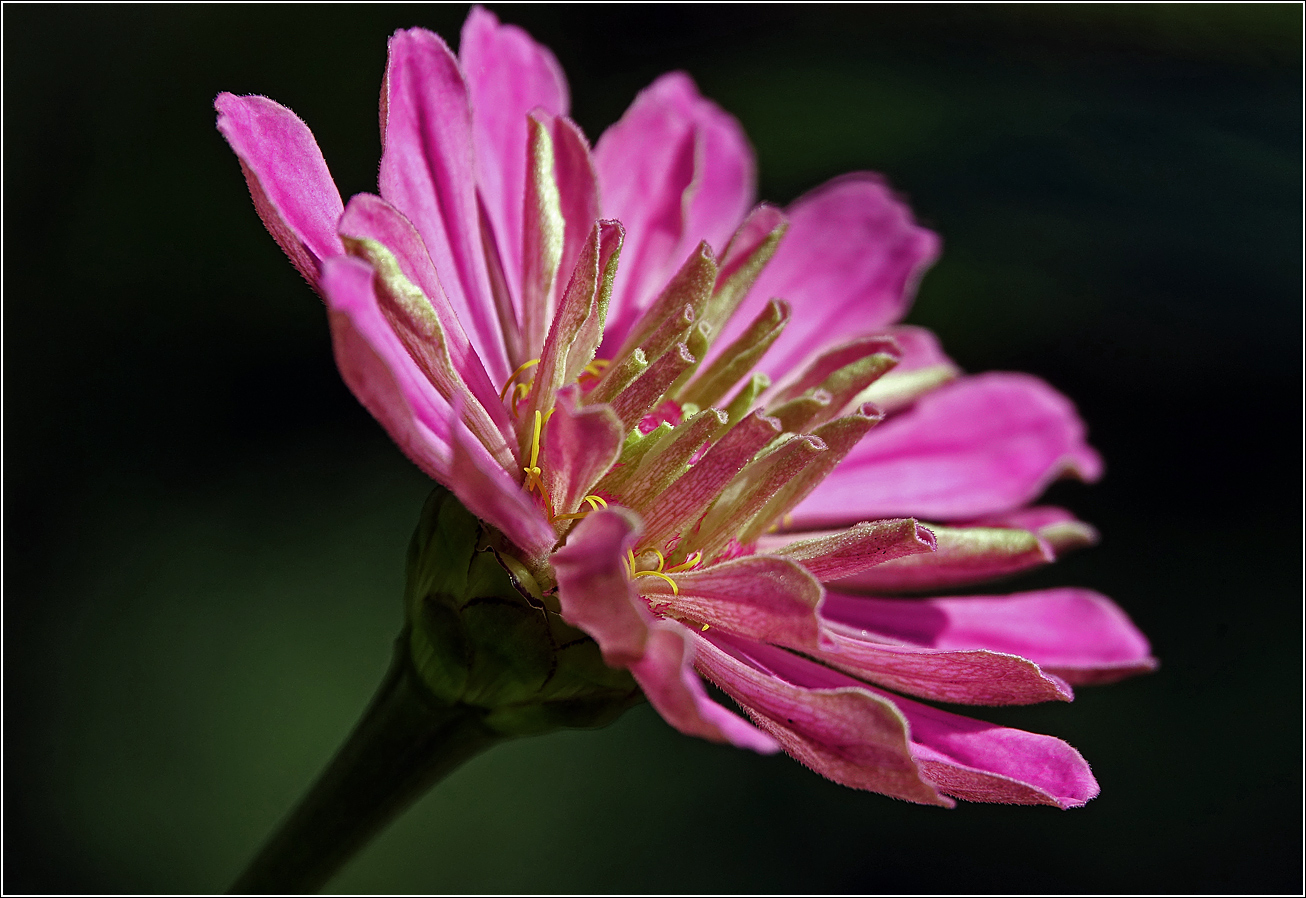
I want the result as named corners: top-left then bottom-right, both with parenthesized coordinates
top-left (508, 270), bottom-right (899, 579)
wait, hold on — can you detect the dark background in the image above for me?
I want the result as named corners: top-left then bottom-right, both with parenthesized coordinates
top-left (5, 4), bottom-right (1301, 893)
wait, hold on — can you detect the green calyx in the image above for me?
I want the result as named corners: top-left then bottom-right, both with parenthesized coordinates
top-left (404, 485), bottom-right (641, 738)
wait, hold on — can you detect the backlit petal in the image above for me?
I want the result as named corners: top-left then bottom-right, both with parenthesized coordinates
top-left (596, 72), bottom-right (755, 350)
top-left (822, 588), bottom-right (1158, 685)
top-left (380, 28), bottom-right (508, 382)
top-left (793, 372), bottom-right (1104, 525)
top-left (716, 174), bottom-right (939, 379)
top-left (215, 93), bottom-right (344, 286)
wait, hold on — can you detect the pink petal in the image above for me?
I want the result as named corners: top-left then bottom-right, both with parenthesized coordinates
top-left (792, 372), bottom-right (1105, 525)
top-left (965, 505), bottom-right (1100, 556)
top-left (638, 555), bottom-right (825, 649)
top-left (632, 622), bottom-right (781, 754)
top-left (337, 193), bottom-right (509, 436)
top-left (548, 116), bottom-right (603, 312)
top-left (828, 523), bottom-right (1053, 593)
top-left (553, 507), bottom-right (653, 666)
top-left (321, 255), bottom-right (552, 560)
top-left (214, 93), bottom-right (344, 287)
top-left (759, 519), bottom-right (938, 580)
top-left (715, 174), bottom-right (939, 380)
top-left (322, 255), bottom-right (453, 480)
top-left (448, 398), bottom-right (557, 564)
top-left (901, 695), bottom-right (1099, 808)
top-left (970, 505), bottom-right (1082, 531)
top-left (813, 623), bottom-right (1074, 705)
top-left (821, 588), bottom-right (1157, 685)
top-left (639, 410), bottom-right (782, 550)
top-left (595, 72), bottom-right (755, 350)
top-left (694, 634), bottom-right (951, 806)
top-left (541, 387), bottom-right (624, 522)
top-left (379, 28), bottom-right (508, 383)
top-left (858, 326), bottom-right (962, 413)
top-left (884, 325), bottom-right (955, 373)
top-left (711, 637), bottom-right (1098, 807)
top-left (459, 6), bottom-right (569, 319)
top-left (553, 511), bottom-right (776, 752)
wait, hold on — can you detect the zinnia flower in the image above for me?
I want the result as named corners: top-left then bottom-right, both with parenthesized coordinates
top-left (216, 7), bottom-right (1155, 809)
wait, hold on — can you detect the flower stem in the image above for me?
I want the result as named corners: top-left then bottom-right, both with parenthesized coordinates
top-left (229, 634), bottom-right (501, 894)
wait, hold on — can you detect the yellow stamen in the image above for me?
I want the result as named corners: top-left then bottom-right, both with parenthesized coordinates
top-left (549, 495), bottom-right (610, 524)
top-left (666, 551), bottom-right (703, 573)
top-left (624, 546), bottom-right (681, 595)
top-left (499, 358), bottom-right (540, 401)
top-left (701, 623), bottom-right (710, 631)
top-left (583, 359), bottom-right (610, 377)
top-left (522, 409), bottom-right (548, 501)
top-left (632, 569), bottom-right (680, 595)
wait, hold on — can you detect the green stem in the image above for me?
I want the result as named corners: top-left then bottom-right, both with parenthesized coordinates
top-left (229, 634), bottom-right (501, 894)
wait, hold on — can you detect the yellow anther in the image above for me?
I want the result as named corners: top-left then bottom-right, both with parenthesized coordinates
top-left (701, 623), bottom-right (710, 631)
top-left (529, 410), bottom-right (543, 469)
top-left (499, 358), bottom-right (540, 401)
top-left (632, 569), bottom-right (680, 595)
top-left (666, 551), bottom-right (703, 573)
top-left (523, 409), bottom-right (549, 499)
top-left (583, 358), bottom-right (610, 377)
top-left (549, 494), bottom-right (610, 524)
top-left (625, 546), bottom-right (681, 595)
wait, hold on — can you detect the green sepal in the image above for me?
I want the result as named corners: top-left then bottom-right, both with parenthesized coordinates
top-left (404, 485), bottom-right (640, 736)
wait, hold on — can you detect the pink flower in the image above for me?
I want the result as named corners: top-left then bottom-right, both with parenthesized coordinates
top-left (216, 7), bottom-right (1155, 808)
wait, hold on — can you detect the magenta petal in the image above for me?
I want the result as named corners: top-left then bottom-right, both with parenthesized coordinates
top-left (322, 255), bottom-right (453, 479)
top-left (337, 193), bottom-right (509, 434)
top-left (822, 588), bottom-right (1158, 685)
top-left (214, 93), bottom-right (344, 286)
top-left (884, 325), bottom-right (955, 373)
top-left (448, 400), bottom-right (556, 564)
top-left (793, 372), bottom-right (1105, 525)
top-left (898, 694), bottom-right (1099, 808)
top-left (547, 115), bottom-right (603, 310)
top-left (969, 505), bottom-right (1084, 532)
top-left (966, 505), bottom-right (1101, 557)
top-left (595, 72), bottom-right (755, 350)
top-left (717, 638), bottom-right (1096, 807)
top-left (813, 623), bottom-right (1074, 705)
top-left (541, 387), bottom-right (624, 521)
top-left (553, 507), bottom-right (653, 666)
top-left (640, 555), bottom-right (825, 649)
top-left (321, 255), bottom-right (552, 559)
top-left (553, 510), bottom-right (776, 751)
top-left (459, 6), bottom-right (569, 314)
top-left (694, 634), bottom-right (951, 806)
top-left (379, 28), bottom-right (509, 383)
top-left (829, 524), bottom-right (1053, 593)
top-left (632, 622), bottom-right (781, 753)
top-left (716, 174), bottom-right (939, 380)
top-left (759, 519), bottom-right (938, 581)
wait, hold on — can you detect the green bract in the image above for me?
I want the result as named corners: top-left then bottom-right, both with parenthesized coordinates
top-left (405, 486), bottom-right (641, 737)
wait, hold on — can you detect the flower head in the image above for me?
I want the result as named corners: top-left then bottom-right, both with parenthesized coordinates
top-left (217, 7), bottom-right (1155, 808)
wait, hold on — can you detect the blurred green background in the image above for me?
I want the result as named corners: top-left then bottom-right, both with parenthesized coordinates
top-left (4, 3), bottom-right (1300, 893)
